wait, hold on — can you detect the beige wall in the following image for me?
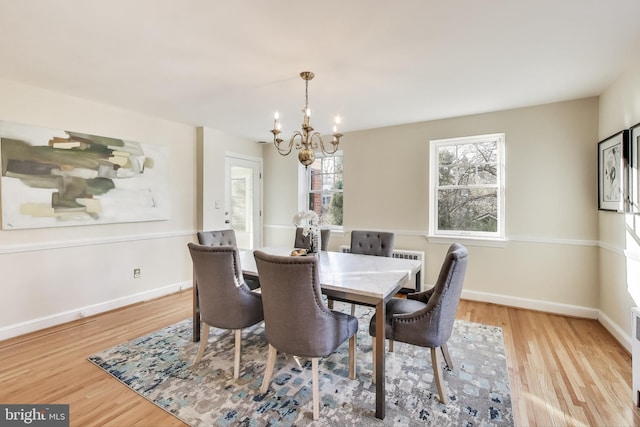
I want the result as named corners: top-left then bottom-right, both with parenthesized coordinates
top-left (263, 98), bottom-right (601, 316)
top-left (3, 71), bottom-right (632, 346)
top-left (261, 142), bottom-right (302, 247)
top-left (198, 127), bottom-right (263, 231)
top-left (0, 79), bottom-right (255, 339)
top-left (598, 57), bottom-right (640, 345)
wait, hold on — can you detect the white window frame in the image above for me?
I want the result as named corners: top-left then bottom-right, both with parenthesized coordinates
top-left (429, 133), bottom-right (506, 242)
top-left (297, 150), bottom-right (344, 230)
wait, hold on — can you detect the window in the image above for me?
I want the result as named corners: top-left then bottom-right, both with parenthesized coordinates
top-left (429, 133), bottom-right (505, 239)
top-left (305, 152), bottom-right (343, 227)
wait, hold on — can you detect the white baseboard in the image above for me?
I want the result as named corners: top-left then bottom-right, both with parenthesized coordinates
top-left (462, 289), bottom-right (599, 319)
top-left (598, 310), bottom-right (632, 352)
top-left (462, 289), bottom-right (632, 352)
top-left (0, 280), bottom-right (193, 342)
top-left (4, 282), bottom-right (631, 353)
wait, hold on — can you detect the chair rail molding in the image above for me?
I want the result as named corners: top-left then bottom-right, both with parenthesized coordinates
top-left (0, 229), bottom-right (195, 254)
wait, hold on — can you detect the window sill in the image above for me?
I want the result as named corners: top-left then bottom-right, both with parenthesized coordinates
top-left (427, 235), bottom-right (507, 248)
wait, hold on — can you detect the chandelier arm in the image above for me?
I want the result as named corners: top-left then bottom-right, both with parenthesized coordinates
top-left (291, 131), bottom-right (305, 150)
top-left (273, 135), bottom-right (294, 156)
top-left (310, 132), bottom-right (341, 156)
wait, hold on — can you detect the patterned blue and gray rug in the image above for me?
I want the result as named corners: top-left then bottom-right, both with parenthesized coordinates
top-left (88, 305), bottom-right (513, 426)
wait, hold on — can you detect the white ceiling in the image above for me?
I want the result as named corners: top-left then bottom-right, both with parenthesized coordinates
top-left (1, 0), bottom-right (639, 142)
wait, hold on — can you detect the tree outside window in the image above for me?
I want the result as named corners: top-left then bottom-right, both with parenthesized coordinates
top-left (430, 134), bottom-right (505, 239)
top-left (307, 152), bottom-right (343, 227)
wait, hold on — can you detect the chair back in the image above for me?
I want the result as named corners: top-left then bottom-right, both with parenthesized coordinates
top-left (188, 243), bottom-right (263, 330)
top-left (401, 243), bottom-right (468, 347)
top-left (253, 250), bottom-right (351, 357)
top-left (294, 227), bottom-right (310, 249)
top-left (294, 228), bottom-right (331, 251)
top-left (197, 229), bottom-right (237, 247)
top-left (350, 230), bottom-right (394, 257)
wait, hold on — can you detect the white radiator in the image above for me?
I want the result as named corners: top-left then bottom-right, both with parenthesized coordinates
top-left (633, 307), bottom-right (640, 407)
top-left (339, 245), bottom-right (425, 291)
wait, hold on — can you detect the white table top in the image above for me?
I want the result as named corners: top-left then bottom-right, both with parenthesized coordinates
top-left (240, 247), bottom-right (422, 305)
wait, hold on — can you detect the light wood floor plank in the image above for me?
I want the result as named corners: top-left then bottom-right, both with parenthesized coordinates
top-left (1, 291), bottom-right (639, 426)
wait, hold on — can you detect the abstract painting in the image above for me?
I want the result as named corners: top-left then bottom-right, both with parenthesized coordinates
top-left (0, 121), bottom-right (170, 229)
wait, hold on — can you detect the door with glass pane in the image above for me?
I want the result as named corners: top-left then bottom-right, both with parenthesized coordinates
top-left (225, 155), bottom-right (262, 249)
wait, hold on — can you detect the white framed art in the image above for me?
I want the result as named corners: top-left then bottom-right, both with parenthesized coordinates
top-left (0, 121), bottom-right (170, 229)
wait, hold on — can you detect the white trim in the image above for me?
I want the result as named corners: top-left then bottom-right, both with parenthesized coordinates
top-left (429, 133), bottom-right (506, 240)
top-left (297, 150), bottom-right (344, 225)
top-left (263, 224), bottom-right (599, 247)
top-left (224, 151), bottom-right (263, 163)
top-left (0, 280), bottom-right (192, 341)
top-left (598, 310), bottom-right (631, 352)
top-left (601, 241), bottom-right (626, 255)
top-left (461, 289), bottom-right (599, 319)
top-left (462, 289), bottom-right (631, 352)
top-left (510, 235), bottom-right (599, 247)
top-left (625, 247), bottom-right (640, 262)
top-left (224, 154), bottom-right (263, 248)
top-left (0, 229), bottom-right (195, 254)
top-left (427, 235), bottom-right (507, 248)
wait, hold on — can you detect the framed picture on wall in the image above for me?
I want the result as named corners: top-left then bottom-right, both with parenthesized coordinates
top-left (629, 122), bottom-right (640, 213)
top-left (0, 120), bottom-right (171, 229)
top-left (598, 130), bottom-right (629, 212)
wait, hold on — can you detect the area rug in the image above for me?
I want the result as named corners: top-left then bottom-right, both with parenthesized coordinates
top-left (88, 305), bottom-right (513, 426)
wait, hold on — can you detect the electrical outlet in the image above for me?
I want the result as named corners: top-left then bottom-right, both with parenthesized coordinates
top-left (133, 268), bottom-right (141, 278)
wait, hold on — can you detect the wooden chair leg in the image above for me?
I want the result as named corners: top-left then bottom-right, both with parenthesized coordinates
top-left (389, 339), bottom-right (394, 352)
top-left (233, 329), bottom-right (241, 379)
top-left (350, 304), bottom-right (356, 316)
top-left (260, 344), bottom-right (277, 394)
top-left (328, 299), bottom-right (334, 309)
top-left (441, 343), bottom-right (453, 370)
top-left (348, 334), bottom-right (357, 380)
top-left (192, 323), bottom-right (210, 366)
top-left (371, 338), bottom-right (376, 384)
top-left (312, 357), bottom-right (320, 420)
top-left (431, 347), bottom-right (448, 404)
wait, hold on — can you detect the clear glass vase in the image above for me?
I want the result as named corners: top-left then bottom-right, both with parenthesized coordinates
top-left (309, 229), bottom-right (321, 254)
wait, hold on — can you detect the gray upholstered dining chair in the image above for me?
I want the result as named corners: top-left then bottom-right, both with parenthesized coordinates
top-left (197, 229), bottom-right (237, 246)
top-left (188, 243), bottom-right (264, 379)
top-left (294, 227), bottom-right (330, 251)
top-left (368, 243), bottom-right (468, 403)
top-left (350, 230), bottom-right (395, 257)
top-left (197, 229), bottom-right (259, 289)
top-left (341, 230), bottom-right (395, 314)
top-left (253, 250), bottom-right (358, 421)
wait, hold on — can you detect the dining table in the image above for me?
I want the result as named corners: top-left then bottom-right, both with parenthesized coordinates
top-left (191, 247), bottom-right (422, 420)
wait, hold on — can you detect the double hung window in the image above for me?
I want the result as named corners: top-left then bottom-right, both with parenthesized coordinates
top-left (305, 152), bottom-right (343, 227)
top-left (429, 133), bottom-right (505, 239)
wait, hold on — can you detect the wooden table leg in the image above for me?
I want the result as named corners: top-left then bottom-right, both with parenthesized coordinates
top-left (375, 299), bottom-right (386, 419)
top-left (416, 270), bottom-right (422, 292)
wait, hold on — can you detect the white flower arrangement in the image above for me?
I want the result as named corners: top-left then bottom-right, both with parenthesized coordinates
top-left (293, 209), bottom-right (319, 237)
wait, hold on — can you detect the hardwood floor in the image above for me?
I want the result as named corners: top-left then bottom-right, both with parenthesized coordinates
top-left (1, 290), bottom-right (638, 426)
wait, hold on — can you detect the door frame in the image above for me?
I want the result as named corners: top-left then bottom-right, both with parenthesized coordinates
top-left (224, 152), bottom-right (263, 249)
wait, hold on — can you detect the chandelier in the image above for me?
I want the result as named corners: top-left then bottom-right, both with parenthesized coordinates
top-left (271, 71), bottom-right (342, 167)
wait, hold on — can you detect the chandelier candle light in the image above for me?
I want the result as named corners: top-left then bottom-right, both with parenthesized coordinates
top-left (271, 71), bottom-right (342, 167)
